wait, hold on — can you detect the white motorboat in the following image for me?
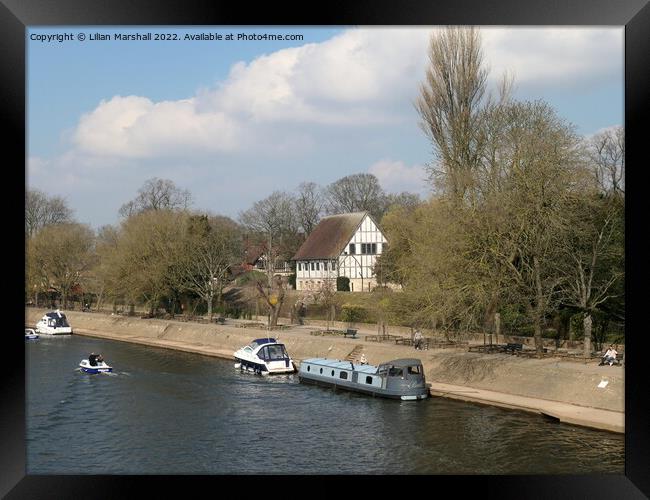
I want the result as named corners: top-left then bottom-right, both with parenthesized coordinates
top-left (35, 310), bottom-right (73, 335)
top-left (25, 328), bottom-right (39, 340)
top-left (233, 337), bottom-right (296, 375)
top-left (79, 354), bottom-right (112, 374)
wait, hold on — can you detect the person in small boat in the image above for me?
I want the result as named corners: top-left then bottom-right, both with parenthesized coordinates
top-left (88, 353), bottom-right (98, 366)
top-left (360, 353), bottom-right (368, 365)
top-left (97, 354), bottom-right (104, 364)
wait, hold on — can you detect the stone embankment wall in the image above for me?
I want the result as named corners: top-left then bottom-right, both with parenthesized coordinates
top-left (26, 309), bottom-right (623, 412)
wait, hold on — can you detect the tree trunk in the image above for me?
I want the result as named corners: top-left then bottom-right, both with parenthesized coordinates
top-left (494, 312), bottom-right (501, 344)
top-left (583, 313), bottom-right (593, 359)
top-left (534, 318), bottom-right (543, 355)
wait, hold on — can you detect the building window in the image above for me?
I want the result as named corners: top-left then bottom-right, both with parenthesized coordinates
top-left (349, 243), bottom-right (356, 255)
top-left (311, 262), bottom-right (315, 271)
top-left (316, 262), bottom-right (320, 271)
top-left (331, 261), bottom-right (336, 271)
top-left (360, 243), bottom-right (377, 255)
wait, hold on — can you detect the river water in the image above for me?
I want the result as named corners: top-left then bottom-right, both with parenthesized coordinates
top-left (25, 335), bottom-right (624, 475)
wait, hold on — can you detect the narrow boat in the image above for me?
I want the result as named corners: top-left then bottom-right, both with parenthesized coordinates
top-left (79, 354), bottom-right (112, 374)
top-left (25, 328), bottom-right (39, 340)
top-left (233, 338), bottom-right (296, 375)
top-left (298, 358), bottom-right (430, 400)
top-left (35, 310), bottom-right (73, 335)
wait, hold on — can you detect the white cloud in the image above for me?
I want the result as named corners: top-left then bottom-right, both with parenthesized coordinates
top-left (73, 95), bottom-right (239, 158)
top-left (66, 27), bottom-right (622, 161)
top-left (481, 27), bottom-right (623, 89)
top-left (368, 159), bottom-right (429, 194)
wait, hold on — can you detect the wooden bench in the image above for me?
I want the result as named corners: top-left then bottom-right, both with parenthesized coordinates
top-left (343, 329), bottom-right (358, 339)
top-left (504, 343), bottom-right (524, 354)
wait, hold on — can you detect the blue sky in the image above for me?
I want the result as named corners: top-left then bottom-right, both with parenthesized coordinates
top-left (27, 26), bottom-right (624, 229)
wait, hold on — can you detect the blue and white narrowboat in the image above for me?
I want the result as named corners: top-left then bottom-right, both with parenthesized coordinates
top-left (298, 358), bottom-right (430, 400)
top-left (35, 310), bottom-right (73, 335)
top-left (234, 338), bottom-right (296, 375)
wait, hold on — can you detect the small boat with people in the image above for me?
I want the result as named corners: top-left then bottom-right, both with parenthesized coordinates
top-left (233, 337), bottom-right (296, 375)
top-left (25, 328), bottom-right (39, 340)
top-left (298, 357), bottom-right (430, 400)
top-left (79, 353), bottom-right (112, 374)
top-left (35, 310), bottom-right (73, 335)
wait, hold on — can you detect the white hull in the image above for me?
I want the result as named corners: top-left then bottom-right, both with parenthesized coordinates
top-left (79, 359), bottom-right (113, 373)
top-left (36, 327), bottom-right (73, 335)
top-left (35, 310), bottom-right (73, 335)
top-left (233, 338), bottom-right (296, 375)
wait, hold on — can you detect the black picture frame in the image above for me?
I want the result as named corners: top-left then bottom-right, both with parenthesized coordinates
top-left (3, 0), bottom-right (648, 497)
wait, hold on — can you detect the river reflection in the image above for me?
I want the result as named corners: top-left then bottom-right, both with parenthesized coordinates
top-left (26, 335), bottom-right (624, 474)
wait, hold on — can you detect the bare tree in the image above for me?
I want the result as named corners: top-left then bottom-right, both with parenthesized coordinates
top-left (25, 189), bottom-right (74, 238)
top-left (558, 194), bottom-right (624, 357)
top-left (294, 182), bottom-right (324, 235)
top-left (240, 192), bottom-right (298, 327)
top-left (415, 27), bottom-right (488, 202)
top-left (587, 126), bottom-right (624, 195)
top-left (172, 214), bottom-right (242, 320)
top-left (119, 177), bottom-right (192, 218)
top-left (325, 173), bottom-right (387, 220)
top-left (28, 222), bottom-right (95, 308)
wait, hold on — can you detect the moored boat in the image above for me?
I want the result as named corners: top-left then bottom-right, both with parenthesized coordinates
top-left (233, 338), bottom-right (296, 375)
top-left (35, 310), bottom-right (73, 335)
top-left (298, 358), bottom-right (430, 400)
top-left (25, 328), bottom-right (39, 340)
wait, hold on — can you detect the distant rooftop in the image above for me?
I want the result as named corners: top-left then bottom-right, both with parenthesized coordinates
top-left (291, 211), bottom-right (368, 261)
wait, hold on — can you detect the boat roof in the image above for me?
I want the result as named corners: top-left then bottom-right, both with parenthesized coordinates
top-left (379, 358), bottom-right (423, 367)
top-left (44, 310), bottom-right (65, 318)
top-left (302, 358), bottom-right (378, 374)
top-left (249, 338), bottom-right (282, 348)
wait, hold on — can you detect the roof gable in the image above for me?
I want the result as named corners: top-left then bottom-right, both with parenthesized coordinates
top-left (292, 212), bottom-right (368, 260)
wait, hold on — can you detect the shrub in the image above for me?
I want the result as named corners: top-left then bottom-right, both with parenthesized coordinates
top-left (340, 304), bottom-right (367, 325)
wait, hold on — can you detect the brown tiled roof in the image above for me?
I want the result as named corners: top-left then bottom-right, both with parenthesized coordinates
top-left (291, 212), bottom-right (367, 260)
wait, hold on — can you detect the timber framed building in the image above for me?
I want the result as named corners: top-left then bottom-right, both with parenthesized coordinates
top-left (292, 211), bottom-right (387, 292)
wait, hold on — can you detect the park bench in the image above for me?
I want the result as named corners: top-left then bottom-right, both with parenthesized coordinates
top-left (504, 343), bottom-right (524, 354)
top-left (215, 316), bottom-right (225, 324)
top-left (344, 329), bottom-right (358, 339)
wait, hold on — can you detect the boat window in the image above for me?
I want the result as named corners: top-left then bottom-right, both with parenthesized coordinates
top-left (258, 347), bottom-right (269, 360)
top-left (365, 376), bottom-right (373, 384)
top-left (388, 367), bottom-right (403, 377)
top-left (407, 365), bottom-right (421, 375)
top-left (307, 366), bottom-right (311, 372)
top-left (331, 370), bottom-right (335, 376)
top-left (266, 345), bottom-right (287, 360)
top-left (320, 368), bottom-right (323, 374)
top-left (340, 371), bottom-right (348, 380)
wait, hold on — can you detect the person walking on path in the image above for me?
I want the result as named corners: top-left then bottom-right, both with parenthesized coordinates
top-left (413, 330), bottom-right (423, 350)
